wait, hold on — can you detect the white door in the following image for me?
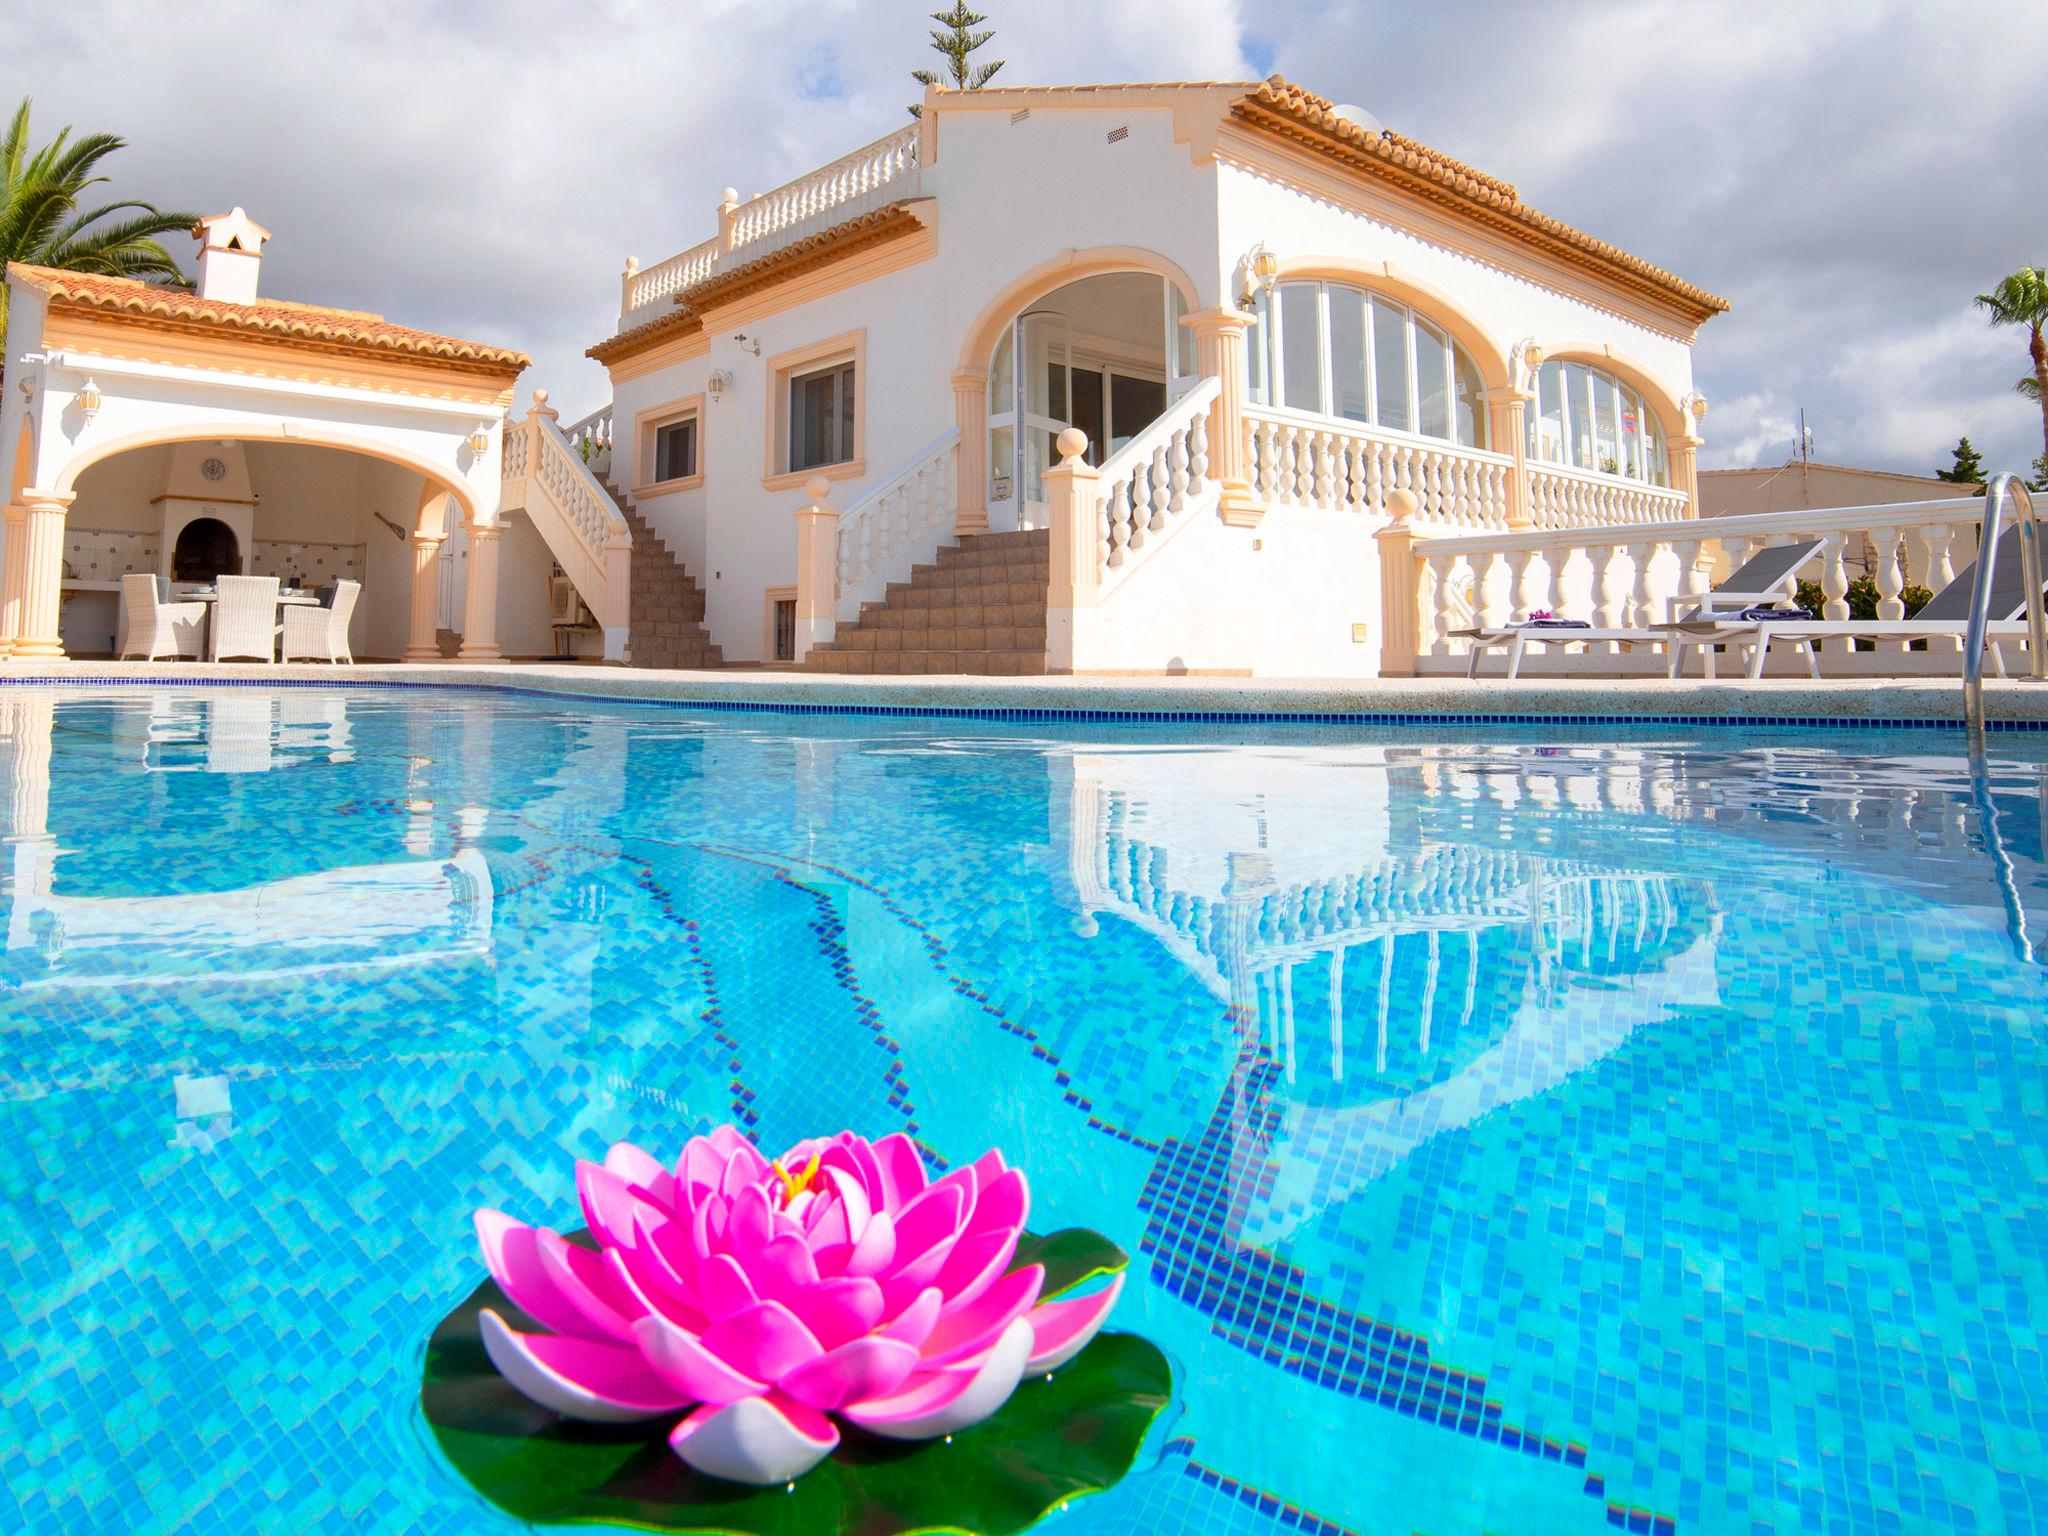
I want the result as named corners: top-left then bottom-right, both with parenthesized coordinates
top-left (986, 310), bottom-right (1072, 530)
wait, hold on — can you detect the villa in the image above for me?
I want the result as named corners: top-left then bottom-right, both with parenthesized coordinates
top-left (1, 77), bottom-right (1743, 677)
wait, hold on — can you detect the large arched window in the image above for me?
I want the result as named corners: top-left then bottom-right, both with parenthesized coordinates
top-left (1246, 281), bottom-right (1489, 451)
top-left (1527, 359), bottom-right (1669, 486)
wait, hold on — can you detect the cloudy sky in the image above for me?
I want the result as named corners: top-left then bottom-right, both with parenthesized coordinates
top-left (8, 0), bottom-right (2044, 476)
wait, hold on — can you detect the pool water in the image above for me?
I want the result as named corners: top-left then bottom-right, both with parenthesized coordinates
top-left (2, 685), bottom-right (2045, 1536)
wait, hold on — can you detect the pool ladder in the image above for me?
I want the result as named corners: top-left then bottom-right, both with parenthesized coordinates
top-left (1963, 473), bottom-right (2047, 747)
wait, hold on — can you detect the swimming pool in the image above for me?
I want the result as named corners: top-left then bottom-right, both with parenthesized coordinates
top-left (2, 684), bottom-right (2044, 1535)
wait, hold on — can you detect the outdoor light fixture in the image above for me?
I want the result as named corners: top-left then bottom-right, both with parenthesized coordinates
top-left (1684, 391), bottom-right (1709, 420)
top-left (732, 333), bottom-right (761, 356)
top-left (77, 377), bottom-right (102, 422)
top-left (468, 422), bottom-right (492, 455)
top-left (1237, 242), bottom-right (1281, 307)
top-left (707, 368), bottom-right (733, 399)
top-left (1511, 337), bottom-right (1544, 386)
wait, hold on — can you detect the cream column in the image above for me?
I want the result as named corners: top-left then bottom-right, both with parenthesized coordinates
top-left (1043, 428), bottom-right (1100, 674)
top-left (950, 368), bottom-right (988, 535)
top-left (1488, 389), bottom-right (1533, 528)
top-left (0, 502), bottom-right (31, 659)
top-left (791, 476), bottom-right (838, 662)
top-left (457, 521), bottom-right (504, 662)
top-left (1670, 433), bottom-right (1703, 520)
top-left (404, 530), bottom-right (446, 662)
top-left (1187, 308), bottom-right (1260, 526)
top-left (9, 492), bottom-right (74, 660)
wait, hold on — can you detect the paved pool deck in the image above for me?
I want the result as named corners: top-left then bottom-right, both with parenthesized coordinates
top-left (7, 658), bottom-right (2048, 729)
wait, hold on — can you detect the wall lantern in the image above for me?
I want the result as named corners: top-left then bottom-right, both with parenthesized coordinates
top-left (707, 368), bottom-right (734, 400)
top-left (1683, 391), bottom-right (1709, 421)
top-left (1511, 337), bottom-right (1545, 388)
top-left (77, 376), bottom-right (102, 422)
top-left (1239, 243), bottom-right (1280, 307)
top-left (468, 422), bottom-right (492, 455)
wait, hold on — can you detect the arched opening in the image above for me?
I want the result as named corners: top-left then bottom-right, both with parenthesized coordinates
top-left (984, 271), bottom-right (1198, 527)
top-left (1525, 354), bottom-right (1678, 487)
top-left (1247, 277), bottom-right (1497, 451)
top-left (171, 517), bottom-right (240, 582)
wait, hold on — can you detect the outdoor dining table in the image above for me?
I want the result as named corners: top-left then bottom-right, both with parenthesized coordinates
top-left (179, 586), bottom-right (324, 661)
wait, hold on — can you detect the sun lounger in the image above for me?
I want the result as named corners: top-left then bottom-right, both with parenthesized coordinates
top-left (1459, 539), bottom-right (1824, 679)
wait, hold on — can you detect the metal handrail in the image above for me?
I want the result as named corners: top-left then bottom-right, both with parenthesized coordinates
top-left (1963, 474), bottom-right (2045, 746)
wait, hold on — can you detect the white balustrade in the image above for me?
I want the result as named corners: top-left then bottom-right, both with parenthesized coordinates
top-left (1527, 462), bottom-right (1689, 528)
top-left (1244, 409), bottom-right (1515, 528)
top-left (1094, 379), bottom-right (1221, 586)
top-left (1401, 495), bottom-right (1993, 670)
top-left (563, 405), bottom-right (613, 474)
top-left (832, 429), bottom-right (960, 619)
top-left (618, 126), bottom-right (921, 331)
top-left (501, 404), bottom-right (633, 647)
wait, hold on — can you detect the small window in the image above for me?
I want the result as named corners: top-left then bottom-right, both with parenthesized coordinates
top-left (654, 418), bottom-right (697, 482)
top-left (789, 361), bottom-right (856, 472)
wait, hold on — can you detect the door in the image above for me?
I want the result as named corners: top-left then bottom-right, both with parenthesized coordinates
top-left (986, 310), bottom-right (1072, 530)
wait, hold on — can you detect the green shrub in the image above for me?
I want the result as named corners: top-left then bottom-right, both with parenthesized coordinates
top-left (1794, 576), bottom-right (1932, 619)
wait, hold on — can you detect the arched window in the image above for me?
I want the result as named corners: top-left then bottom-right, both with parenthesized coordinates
top-left (1245, 281), bottom-right (1490, 451)
top-left (1526, 359), bottom-right (1669, 486)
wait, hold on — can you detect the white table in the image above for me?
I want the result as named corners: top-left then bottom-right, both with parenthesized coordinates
top-left (181, 588), bottom-right (323, 662)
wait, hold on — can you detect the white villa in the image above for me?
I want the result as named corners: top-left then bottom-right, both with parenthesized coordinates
top-left (2, 77), bottom-right (1750, 675)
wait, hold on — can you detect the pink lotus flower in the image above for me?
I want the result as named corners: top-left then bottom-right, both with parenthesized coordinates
top-left (473, 1127), bottom-right (1123, 1485)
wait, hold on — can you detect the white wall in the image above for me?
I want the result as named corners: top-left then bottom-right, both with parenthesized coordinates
top-left (1084, 507), bottom-right (1386, 677)
top-left (608, 100), bottom-right (1225, 662)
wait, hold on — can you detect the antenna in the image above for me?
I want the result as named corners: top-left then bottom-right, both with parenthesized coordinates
top-left (1797, 408), bottom-right (1814, 465)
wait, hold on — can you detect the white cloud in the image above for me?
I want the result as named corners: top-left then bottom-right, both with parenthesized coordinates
top-left (4, 0), bottom-right (2042, 479)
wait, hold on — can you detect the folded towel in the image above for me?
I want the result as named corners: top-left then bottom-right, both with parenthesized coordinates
top-left (1735, 606), bottom-right (1813, 622)
top-left (1518, 617), bottom-right (1591, 629)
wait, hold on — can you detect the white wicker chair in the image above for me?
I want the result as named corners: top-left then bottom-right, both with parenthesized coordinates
top-left (119, 574), bottom-right (207, 661)
top-left (211, 575), bottom-right (281, 663)
top-left (280, 580), bottom-right (359, 664)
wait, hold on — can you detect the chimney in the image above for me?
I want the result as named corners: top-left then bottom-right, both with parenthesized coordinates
top-left (191, 207), bottom-right (273, 305)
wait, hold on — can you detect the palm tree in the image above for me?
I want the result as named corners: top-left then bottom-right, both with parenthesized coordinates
top-left (2021, 375), bottom-right (2041, 403)
top-left (1975, 265), bottom-right (2048, 473)
top-left (0, 97), bottom-right (196, 342)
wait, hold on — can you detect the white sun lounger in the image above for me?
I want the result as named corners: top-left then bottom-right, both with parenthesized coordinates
top-left (1460, 539), bottom-right (1824, 680)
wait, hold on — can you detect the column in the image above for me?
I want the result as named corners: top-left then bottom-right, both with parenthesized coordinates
top-left (1043, 428), bottom-right (1100, 674)
top-left (9, 492), bottom-right (74, 660)
top-left (950, 368), bottom-right (988, 535)
top-left (1187, 308), bottom-right (1261, 526)
top-left (457, 521), bottom-right (504, 662)
top-left (404, 530), bottom-right (446, 662)
top-left (1488, 389), bottom-right (1533, 528)
top-left (1374, 488), bottom-right (1422, 676)
top-left (1670, 433), bottom-right (1703, 519)
top-left (791, 477), bottom-right (838, 662)
top-left (0, 502), bottom-right (30, 658)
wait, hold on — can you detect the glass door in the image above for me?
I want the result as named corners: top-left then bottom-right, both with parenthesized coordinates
top-left (987, 310), bottom-right (1072, 529)
top-left (1164, 280), bottom-right (1198, 402)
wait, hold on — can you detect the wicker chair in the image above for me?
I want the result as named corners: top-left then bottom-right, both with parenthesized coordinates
top-left (119, 574), bottom-right (207, 661)
top-left (211, 575), bottom-right (281, 663)
top-left (281, 580), bottom-right (360, 664)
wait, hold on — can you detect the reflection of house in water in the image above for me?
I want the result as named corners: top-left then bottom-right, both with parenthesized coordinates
top-left (1, 689), bottom-right (492, 990)
top-left (1049, 742), bottom-right (1722, 1246)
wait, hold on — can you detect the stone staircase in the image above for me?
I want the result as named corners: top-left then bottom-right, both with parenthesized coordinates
top-left (595, 475), bottom-right (723, 670)
top-left (801, 529), bottom-right (1048, 675)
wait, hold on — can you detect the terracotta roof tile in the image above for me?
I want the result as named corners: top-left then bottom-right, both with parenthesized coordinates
top-left (1233, 78), bottom-right (1729, 321)
top-left (7, 263), bottom-right (531, 371)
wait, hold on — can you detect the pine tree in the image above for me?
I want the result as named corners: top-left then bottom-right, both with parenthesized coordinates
top-left (909, 5), bottom-right (1004, 118)
top-left (1936, 435), bottom-right (1986, 487)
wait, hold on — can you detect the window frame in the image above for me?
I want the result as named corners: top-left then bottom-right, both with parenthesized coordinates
top-left (1253, 280), bottom-right (1488, 452)
top-left (632, 393), bottom-right (706, 497)
top-left (763, 329), bottom-right (867, 491)
top-left (1524, 358), bottom-right (1671, 487)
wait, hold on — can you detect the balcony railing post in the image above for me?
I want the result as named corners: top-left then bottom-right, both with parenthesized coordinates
top-left (1375, 489), bottom-right (1423, 676)
top-left (792, 476), bottom-right (839, 663)
top-left (1045, 428), bottom-right (1101, 673)
top-left (1488, 388), bottom-right (1533, 529)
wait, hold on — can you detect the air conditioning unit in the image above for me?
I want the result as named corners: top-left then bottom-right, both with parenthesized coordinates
top-left (549, 575), bottom-right (593, 626)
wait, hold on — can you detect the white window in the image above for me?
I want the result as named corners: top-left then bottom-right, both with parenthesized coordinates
top-left (789, 360), bottom-right (857, 472)
top-left (1524, 359), bottom-right (1669, 486)
top-left (1250, 280), bottom-right (1488, 450)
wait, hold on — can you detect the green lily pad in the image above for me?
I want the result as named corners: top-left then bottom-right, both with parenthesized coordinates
top-left (420, 1229), bottom-right (1168, 1536)
top-left (1009, 1228), bottom-right (1128, 1302)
